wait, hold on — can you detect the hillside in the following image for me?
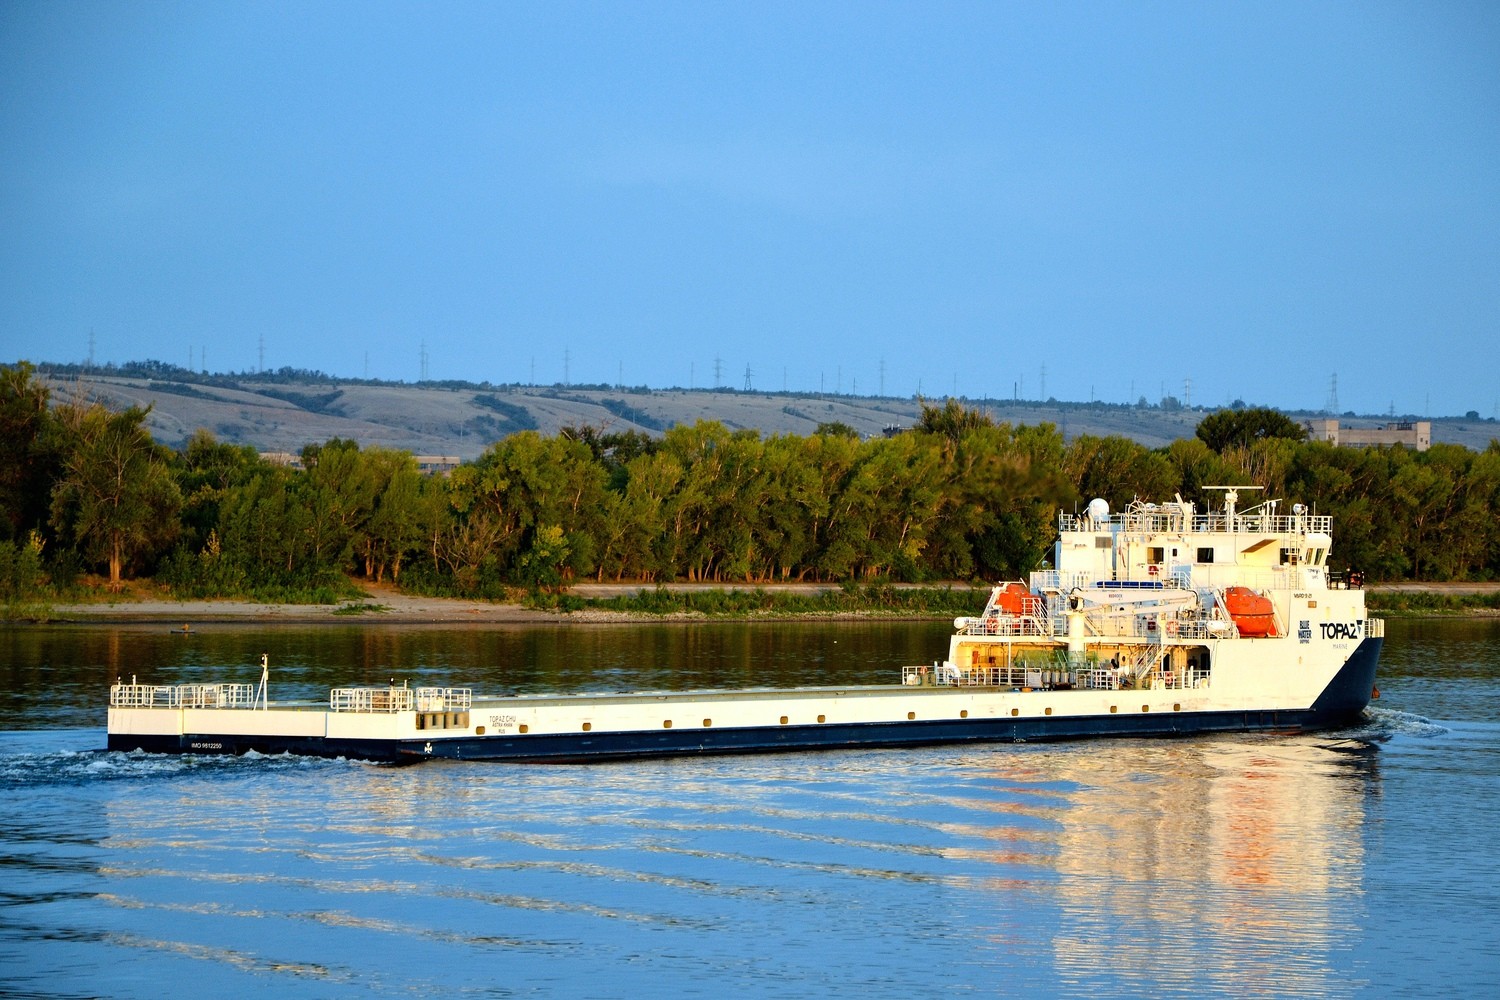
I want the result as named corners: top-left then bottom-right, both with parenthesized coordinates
top-left (38, 370), bottom-right (1500, 459)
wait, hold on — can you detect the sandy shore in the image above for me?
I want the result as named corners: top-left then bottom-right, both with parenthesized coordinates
top-left (26, 580), bottom-right (1500, 626)
top-left (32, 581), bottom-right (855, 625)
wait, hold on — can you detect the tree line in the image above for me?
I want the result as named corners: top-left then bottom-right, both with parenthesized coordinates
top-left (4, 362), bottom-right (1500, 607)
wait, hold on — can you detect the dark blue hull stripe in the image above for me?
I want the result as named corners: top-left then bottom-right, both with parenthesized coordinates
top-left (108, 637), bottom-right (1384, 764)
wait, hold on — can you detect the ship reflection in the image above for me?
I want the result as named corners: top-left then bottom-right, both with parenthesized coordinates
top-left (952, 737), bottom-right (1378, 999)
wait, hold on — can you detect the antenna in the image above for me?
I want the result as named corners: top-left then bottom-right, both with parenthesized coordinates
top-left (1184, 377), bottom-right (1192, 408)
top-left (88, 329), bottom-right (96, 370)
top-left (563, 347), bottom-right (569, 386)
top-left (879, 359), bottom-right (886, 397)
top-left (1040, 363), bottom-right (1046, 399)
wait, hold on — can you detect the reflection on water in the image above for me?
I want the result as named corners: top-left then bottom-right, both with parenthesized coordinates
top-left (3, 732), bottom-right (1366, 999)
top-left (1044, 740), bottom-right (1369, 997)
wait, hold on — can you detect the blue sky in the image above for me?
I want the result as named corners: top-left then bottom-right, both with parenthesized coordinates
top-left (3, 1), bottom-right (1497, 416)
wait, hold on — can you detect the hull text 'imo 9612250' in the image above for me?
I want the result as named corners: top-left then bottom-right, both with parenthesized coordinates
top-left (107, 488), bottom-right (1382, 763)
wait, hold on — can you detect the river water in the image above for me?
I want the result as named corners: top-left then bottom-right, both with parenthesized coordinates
top-left (1, 617), bottom-right (1496, 999)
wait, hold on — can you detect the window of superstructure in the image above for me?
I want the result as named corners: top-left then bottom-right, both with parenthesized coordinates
top-left (1196, 547), bottom-right (1214, 564)
top-left (1148, 546), bottom-right (1164, 564)
top-left (1280, 547), bottom-right (1298, 565)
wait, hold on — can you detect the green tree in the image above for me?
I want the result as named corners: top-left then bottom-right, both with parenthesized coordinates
top-left (50, 402), bottom-right (181, 587)
top-left (1196, 407), bottom-right (1307, 453)
top-left (361, 448), bottom-right (425, 583)
top-left (1064, 435), bottom-right (1178, 510)
top-left (0, 362), bottom-right (63, 542)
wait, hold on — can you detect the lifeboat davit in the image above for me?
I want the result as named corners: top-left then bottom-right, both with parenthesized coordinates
top-left (1225, 586), bottom-right (1277, 637)
top-left (994, 582), bottom-right (1033, 615)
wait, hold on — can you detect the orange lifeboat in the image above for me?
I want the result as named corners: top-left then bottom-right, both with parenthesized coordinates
top-left (994, 582), bottom-right (1032, 615)
top-left (1225, 586), bottom-right (1277, 637)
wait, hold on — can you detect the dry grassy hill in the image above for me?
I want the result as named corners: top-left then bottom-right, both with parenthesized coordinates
top-left (41, 372), bottom-right (1500, 458)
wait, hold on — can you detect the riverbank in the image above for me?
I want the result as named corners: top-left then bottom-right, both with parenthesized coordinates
top-left (23, 581), bottom-right (974, 625)
top-left (15, 579), bottom-right (1500, 625)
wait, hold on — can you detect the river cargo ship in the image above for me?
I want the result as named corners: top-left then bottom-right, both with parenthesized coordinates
top-left (107, 488), bottom-right (1382, 763)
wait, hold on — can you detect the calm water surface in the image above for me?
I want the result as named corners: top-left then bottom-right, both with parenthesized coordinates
top-left (1, 617), bottom-right (1496, 998)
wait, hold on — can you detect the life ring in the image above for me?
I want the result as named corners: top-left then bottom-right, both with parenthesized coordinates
top-left (1165, 620), bottom-right (1179, 637)
top-left (1163, 671), bottom-right (1175, 687)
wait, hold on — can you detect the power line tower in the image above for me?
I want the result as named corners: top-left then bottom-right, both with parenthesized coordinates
top-left (743, 364), bottom-right (753, 391)
top-left (1184, 377), bottom-right (1192, 408)
top-left (87, 329), bottom-right (95, 370)
top-left (1325, 373), bottom-right (1339, 415)
top-left (713, 355), bottom-right (723, 388)
top-left (419, 340), bottom-right (429, 381)
top-left (258, 335), bottom-right (265, 374)
top-left (563, 347), bottom-right (570, 386)
top-left (879, 358), bottom-right (886, 397)
top-left (1040, 363), bottom-right (1047, 400)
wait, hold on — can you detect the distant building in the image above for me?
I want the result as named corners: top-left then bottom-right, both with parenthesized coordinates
top-left (413, 455), bottom-right (462, 476)
top-left (259, 452), bottom-right (461, 475)
top-left (259, 451), bottom-right (304, 470)
top-left (1302, 419), bottom-right (1430, 451)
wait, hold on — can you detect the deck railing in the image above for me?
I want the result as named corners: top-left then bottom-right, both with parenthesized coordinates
top-left (415, 687), bottom-right (473, 712)
top-left (1060, 511), bottom-right (1331, 535)
top-left (109, 682), bottom-right (257, 709)
top-left (330, 686), bottom-right (473, 713)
